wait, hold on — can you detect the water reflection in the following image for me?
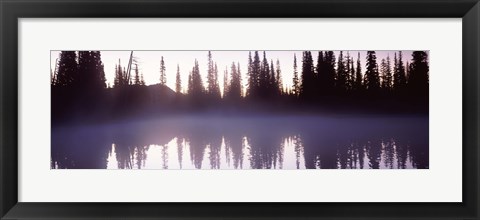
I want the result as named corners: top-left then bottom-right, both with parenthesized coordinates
top-left (51, 116), bottom-right (428, 169)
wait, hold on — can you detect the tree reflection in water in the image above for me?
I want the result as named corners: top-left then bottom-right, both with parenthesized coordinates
top-left (51, 116), bottom-right (428, 169)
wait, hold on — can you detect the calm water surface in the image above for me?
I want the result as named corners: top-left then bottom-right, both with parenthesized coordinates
top-left (51, 115), bottom-right (429, 169)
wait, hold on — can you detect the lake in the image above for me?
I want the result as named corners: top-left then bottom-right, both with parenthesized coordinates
top-left (51, 115), bottom-right (429, 169)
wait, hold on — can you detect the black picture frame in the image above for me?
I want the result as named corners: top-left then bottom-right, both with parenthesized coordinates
top-left (1, 0), bottom-right (479, 219)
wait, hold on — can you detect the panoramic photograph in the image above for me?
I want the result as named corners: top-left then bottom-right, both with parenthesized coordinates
top-left (50, 50), bottom-right (429, 169)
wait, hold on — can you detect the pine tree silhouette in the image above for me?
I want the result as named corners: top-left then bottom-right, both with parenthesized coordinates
top-left (175, 64), bottom-right (182, 93)
top-left (355, 52), bottom-right (363, 91)
top-left (300, 51), bottom-right (315, 100)
top-left (393, 51), bottom-right (407, 90)
top-left (408, 51), bottom-right (429, 98)
top-left (56, 51), bottom-right (78, 87)
top-left (292, 53), bottom-right (300, 97)
top-left (364, 51), bottom-right (380, 91)
top-left (159, 56), bottom-right (166, 85)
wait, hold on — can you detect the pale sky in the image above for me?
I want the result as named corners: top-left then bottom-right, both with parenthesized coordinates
top-left (50, 50), bottom-right (420, 93)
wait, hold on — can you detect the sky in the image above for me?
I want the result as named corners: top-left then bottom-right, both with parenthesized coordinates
top-left (50, 50), bottom-right (422, 94)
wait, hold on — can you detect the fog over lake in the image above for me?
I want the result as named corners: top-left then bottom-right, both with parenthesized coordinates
top-left (51, 115), bottom-right (428, 169)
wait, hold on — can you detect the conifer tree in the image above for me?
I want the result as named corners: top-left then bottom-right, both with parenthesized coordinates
top-left (77, 51), bottom-right (106, 89)
top-left (92, 51), bottom-right (106, 89)
top-left (364, 51), bottom-right (380, 91)
top-left (187, 59), bottom-right (204, 97)
top-left (223, 67), bottom-right (229, 98)
top-left (56, 51), bottom-right (78, 87)
top-left (206, 51), bottom-right (219, 98)
top-left (408, 51), bottom-right (429, 96)
top-left (270, 60), bottom-right (277, 95)
top-left (260, 51), bottom-right (270, 97)
top-left (77, 51), bottom-right (91, 87)
top-left (228, 62), bottom-right (242, 100)
top-left (324, 51), bottom-right (336, 92)
top-left (316, 51), bottom-right (325, 92)
top-left (253, 51), bottom-right (261, 93)
top-left (350, 58), bottom-right (356, 90)
top-left (345, 52), bottom-right (352, 90)
top-left (212, 62), bottom-right (221, 99)
top-left (380, 58), bottom-right (387, 88)
top-left (300, 51), bottom-right (315, 99)
top-left (393, 51), bottom-right (407, 90)
top-left (246, 52), bottom-right (254, 97)
top-left (249, 51), bottom-right (261, 98)
top-left (160, 56), bottom-right (166, 85)
top-left (114, 59), bottom-right (130, 87)
top-left (384, 55), bottom-right (393, 90)
top-left (336, 51), bottom-right (347, 91)
top-left (355, 52), bottom-right (362, 90)
top-left (275, 59), bottom-right (283, 94)
top-left (114, 63), bottom-right (120, 87)
top-left (292, 53), bottom-right (300, 97)
top-left (188, 72), bottom-right (193, 94)
top-left (175, 64), bottom-right (182, 93)
top-left (134, 64), bottom-right (140, 85)
top-left (140, 73), bottom-right (146, 86)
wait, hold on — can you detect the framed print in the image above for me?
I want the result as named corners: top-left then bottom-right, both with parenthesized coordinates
top-left (1, 0), bottom-right (479, 219)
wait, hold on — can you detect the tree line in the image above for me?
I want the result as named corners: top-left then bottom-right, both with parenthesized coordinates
top-left (51, 50), bottom-right (429, 124)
